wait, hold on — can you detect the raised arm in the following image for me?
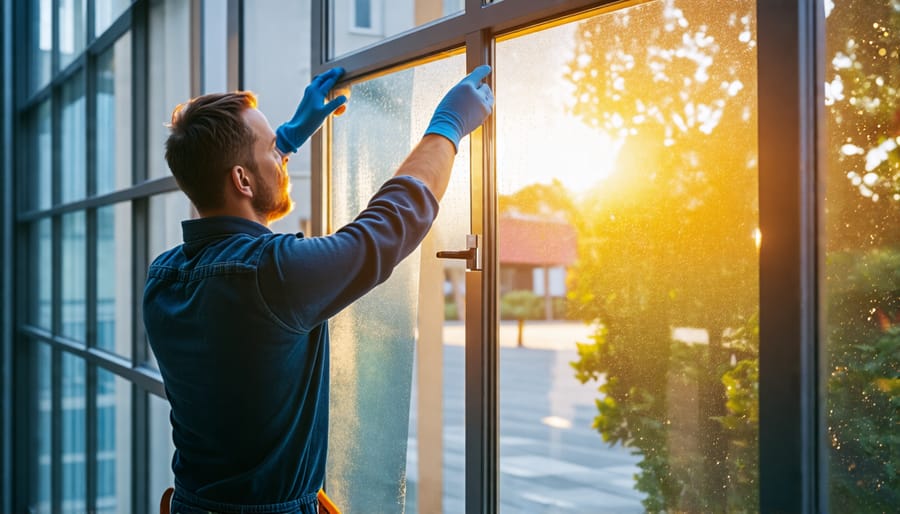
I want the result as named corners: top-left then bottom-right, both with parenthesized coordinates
top-left (395, 65), bottom-right (494, 201)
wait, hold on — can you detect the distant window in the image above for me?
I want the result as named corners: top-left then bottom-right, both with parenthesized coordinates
top-left (350, 0), bottom-right (381, 35)
top-left (354, 0), bottom-right (371, 29)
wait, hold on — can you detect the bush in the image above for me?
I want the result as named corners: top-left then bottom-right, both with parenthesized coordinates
top-left (500, 290), bottom-right (543, 320)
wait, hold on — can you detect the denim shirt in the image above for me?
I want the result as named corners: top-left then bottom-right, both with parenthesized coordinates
top-left (143, 176), bottom-right (437, 509)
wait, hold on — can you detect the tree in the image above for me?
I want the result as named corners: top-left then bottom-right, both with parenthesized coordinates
top-left (500, 290), bottom-right (544, 347)
top-left (567, 0), bottom-right (900, 512)
top-left (565, 0), bottom-right (759, 510)
top-left (823, 1), bottom-right (900, 511)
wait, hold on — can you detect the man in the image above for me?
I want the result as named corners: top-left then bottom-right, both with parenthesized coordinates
top-left (143, 65), bottom-right (494, 514)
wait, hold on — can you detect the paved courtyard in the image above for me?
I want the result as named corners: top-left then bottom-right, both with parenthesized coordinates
top-left (405, 321), bottom-right (645, 513)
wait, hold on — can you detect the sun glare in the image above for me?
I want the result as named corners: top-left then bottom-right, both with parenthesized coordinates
top-left (499, 113), bottom-right (622, 196)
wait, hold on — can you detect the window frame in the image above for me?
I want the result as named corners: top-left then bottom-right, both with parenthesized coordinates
top-left (1, 0), bottom-right (829, 512)
top-left (312, 0), bottom-right (825, 512)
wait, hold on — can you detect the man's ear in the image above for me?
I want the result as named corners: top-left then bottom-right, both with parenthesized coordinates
top-left (230, 165), bottom-right (254, 199)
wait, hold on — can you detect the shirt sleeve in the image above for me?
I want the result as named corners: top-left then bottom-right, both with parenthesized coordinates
top-left (258, 175), bottom-right (439, 332)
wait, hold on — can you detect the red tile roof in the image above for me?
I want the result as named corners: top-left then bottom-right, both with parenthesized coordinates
top-left (499, 216), bottom-right (577, 266)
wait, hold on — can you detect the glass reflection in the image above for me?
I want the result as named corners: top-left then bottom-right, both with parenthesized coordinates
top-left (330, 0), bottom-right (464, 58)
top-left (97, 203), bottom-right (132, 357)
top-left (823, 1), bottom-right (900, 511)
top-left (496, 1), bottom-right (759, 512)
top-left (148, 0), bottom-right (190, 180)
top-left (149, 393), bottom-right (175, 514)
top-left (242, 0), bottom-right (314, 237)
top-left (95, 0), bottom-right (130, 36)
top-left (61, 353), bottom-right (86, 514)
top-left (30, 220), bottom-right (53, 330)
top-left (61, 76), bottom-right (86, 203)
top-left (96, 368), bottom-right (132, 514)
top-left (96, 33), bottom-right (133, 196)
top-left (28, 101), bottom-right (53, 210)
top-left (61, 212), bottom-right (86, 342)
top-left (328, 54), bottom-right (467, 513)
top-left (34, 343), bottom-right (52, 514)
top-left (59, 0), bottom-right (86, 70)
top-left (31, 0), bottom-right (52, 93)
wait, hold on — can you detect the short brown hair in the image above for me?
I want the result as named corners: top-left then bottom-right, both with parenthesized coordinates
top-left (165, 91), bottom-right (259, 211)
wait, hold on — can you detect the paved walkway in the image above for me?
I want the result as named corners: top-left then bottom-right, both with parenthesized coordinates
top-left (441, 319), bottom-right (597, 350)
top-left (405, 321), bottom-right (645, 513)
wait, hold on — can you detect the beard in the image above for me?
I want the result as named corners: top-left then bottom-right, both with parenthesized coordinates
top-left (250, 162), bottom-right (294, 223)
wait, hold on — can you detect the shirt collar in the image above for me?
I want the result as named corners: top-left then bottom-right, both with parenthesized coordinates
top-left (182, 216), bottom-right (272, 243)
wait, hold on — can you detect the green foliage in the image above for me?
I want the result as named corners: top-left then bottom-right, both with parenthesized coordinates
top-left (444, 299), bottom-right (458, 321)
top-left (564, 0), bottom-right (900, 512)
top-left (829, 327), bottom-right (900, 511)
top-left (565, 0), bottom-right (759, 510)
top-left (717, 314), bottom-right (759, 511)
top-left (498, 179), bottom-right (577, 222)
top-left (826, 247), bottom-right (900, 512)
top-left (500, 290), bottom-right (543, 321)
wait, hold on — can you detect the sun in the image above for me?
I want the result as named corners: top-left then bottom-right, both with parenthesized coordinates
top-left (498, 113), bottom-right (622, 197)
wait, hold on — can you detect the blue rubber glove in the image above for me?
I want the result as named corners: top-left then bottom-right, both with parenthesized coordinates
top-left (424, 65), bottom-right (494, 152)
top-left (276, 67), bottom-right (348, 154)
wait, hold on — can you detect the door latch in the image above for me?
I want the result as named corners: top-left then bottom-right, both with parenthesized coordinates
top-left (436, 234), bottom-right (481, 271)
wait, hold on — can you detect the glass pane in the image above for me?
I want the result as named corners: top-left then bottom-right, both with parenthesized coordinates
top-left (30, 0), bottom-right (52, 92)
top-left (402, 62), bottom-right (470, 514)
top-left (243, 0), bottom-right (313, 236)
top-left (96, 368), bottom-right (132, 513)
top-left (26, 101), bottom-right (53, 211)
top-left (33, 343), bottom-right (52, 514)
top-left (149, 393), bottom-right (175, 513)
top-left (62, 212), bottom-right (87, 341)
top-left (95, 0), bottom-right (130, 36)
top-left (97, 203), bottom-right (132, 357)
top-left (822, 1), bottom-right (900, 511)
top-left (146, 192), bottom-right (193, 368)
top-left (61, 353), bottom-right (86, 514)
top-left (496, 1), bottom-right (759, 512)
top-left (61, 75), bottom-right (87, 203)
top-left (30, 219), bottom-right (53, 330)
top-left (327, 54), bottom-right (466, 513)
top-left (59, 0), bottom-right (86, 70)
top-left (148, 0), bottom-right (190, 180)
top-left (96, 33), bottom-right (133, 195)
top-left (330, 0), bottom-right (464, 58)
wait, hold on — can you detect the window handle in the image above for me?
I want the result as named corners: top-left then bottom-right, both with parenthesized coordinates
top-left (436, 234), bottom-right (481, 271)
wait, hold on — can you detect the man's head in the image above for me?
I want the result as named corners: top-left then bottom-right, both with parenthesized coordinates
top-left (165, 91), bottom-right (293, 224)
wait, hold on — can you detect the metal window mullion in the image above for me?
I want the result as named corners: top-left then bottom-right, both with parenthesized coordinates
top-left (2, 0), bottom-right (17, 510)
top-left (85, 362), bottom-right (97, 513)
top-left (86, 0), bottom-right (95, 43)
top-left (14, 242), bottom-right (35, 514)
top-left (17, 176), bottom-right (180, 223)
top-left (129, 1), bottom-right (153, 510)
top-left (50, 346), bottom-right (62, 514)
top-left (51, 0), bottom-right (59, 78)
top-left (84, 1), bottom-right (99, 498)
top-left (130, 0), bottom-right (149, 368)
top-left (85, 207), bottom-right (98, 514)
top-left (757, 0), bottom-right (822, 513)
top-left (19, 326), bottom-right (166, 396)
top-left (226, 0), bottom-right (242, 91)
top-left (464, 27), bottom-right (498, 514)
top-left (309, 0), bottom-right (327, 237)
top-left (50, 206), bottom-right (63, 514)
